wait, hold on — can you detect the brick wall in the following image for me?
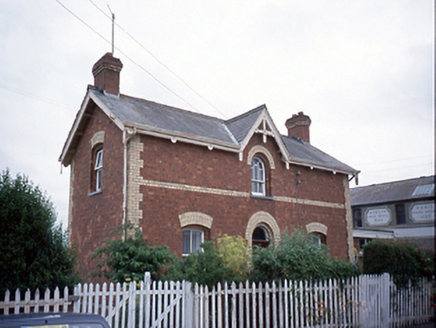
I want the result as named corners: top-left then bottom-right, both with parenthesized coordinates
top-left (70, 110), bottom-right (352, 280)
top-left (70, 106), bottom-right (124, 279)
top-left (135, 132), bottom-right (350, 260)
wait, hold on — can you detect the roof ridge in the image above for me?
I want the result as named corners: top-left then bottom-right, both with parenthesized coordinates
top-left (225, 104), bottom-right (266, 124)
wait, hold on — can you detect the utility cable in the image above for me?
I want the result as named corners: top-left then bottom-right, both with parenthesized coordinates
top-left (55, 0), bottom-right (201, 114)
top-left (0, 82), bottom-right (76, 112)
top-left (88, 0), bottom-right (227, 119)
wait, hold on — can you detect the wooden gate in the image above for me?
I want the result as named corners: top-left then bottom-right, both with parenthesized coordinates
top-left (359, 273), bottom-right (390, 327)
top-left (72, 276), bottom-right (191, 328)
top-left (136, 278), bottom-right (189, 328)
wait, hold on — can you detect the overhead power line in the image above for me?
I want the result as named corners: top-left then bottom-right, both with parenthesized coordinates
top-left (356, 155), bottom-right (433, 166)
top-left (0, 82), bottom-right (76, 111)
top-left (55, 0), bottom-right (200, 114)
top-left (363, 162), bottom-right (434, 173)
top-left (88, 0), bottom-right (227, 119)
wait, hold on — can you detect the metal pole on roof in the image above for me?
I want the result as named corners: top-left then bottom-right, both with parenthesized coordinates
top-left (108, 5), bottom-right (115, 55)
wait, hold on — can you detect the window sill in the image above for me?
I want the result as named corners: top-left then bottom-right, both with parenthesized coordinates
top-left (88, 190), bottom-right (102, 196)
top-left (250, 194), bottom-right (274, 201)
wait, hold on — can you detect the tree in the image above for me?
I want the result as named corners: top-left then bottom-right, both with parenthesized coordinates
top-left (92, 230), bottom-right (179, 283)
top-left (0, 170), bottom-right (79, 294)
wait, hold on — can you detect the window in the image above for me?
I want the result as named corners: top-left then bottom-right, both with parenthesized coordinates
top-left (395, 204), bottom-right (406, 225)
top-left (93, 147), bottom-right (103, 192)
top-left (310, 232), bottom-right (326, 246)
top-left (352, 208), bottom-right (362, 227)
top-left (252, 226), bottom-right (270, 248)
top-left (358, 238), bottom-right (371, 256)
top-left (251, 157), bottom-right (265, 196)
top-left (183, 228), bottom-right (204, 256)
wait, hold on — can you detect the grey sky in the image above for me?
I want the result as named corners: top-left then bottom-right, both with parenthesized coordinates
top-left (0, 0), bottom-right (433, 228)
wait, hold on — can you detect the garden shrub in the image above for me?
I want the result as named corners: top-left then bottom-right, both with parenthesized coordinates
top-left (215, 234), bottom-right (249, 279)
top-left (165, 239), bottom-right (239, 288)
top-left (250, 230), bottom-right (359, 282)
top-left (363, 239), bottom-right (434, 287)
top-left (93, 230), bottom-right (179, 283)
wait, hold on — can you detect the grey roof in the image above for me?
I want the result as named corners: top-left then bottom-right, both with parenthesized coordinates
top-left (282, 136), bottom-right (357, 173)
top-left (225, 105), bottom-right (265, 143)
top-left (61, 86), bottom-right (357, 175)
top-left (350, 176), bottom-right (435, 206)
top-left (91, 88), bottom-right (235, 144)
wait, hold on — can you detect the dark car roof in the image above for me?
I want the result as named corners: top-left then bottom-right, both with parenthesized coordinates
top-left (0, 312), bottom-right (110, 328)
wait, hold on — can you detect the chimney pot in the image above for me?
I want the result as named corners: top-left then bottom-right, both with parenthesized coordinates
top-left (285, 112), bottom-right (311, 143)
top-left (92, 53), bottom-right (123, 95)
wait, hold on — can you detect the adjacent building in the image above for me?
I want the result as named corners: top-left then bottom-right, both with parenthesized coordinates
top-left (351, 176), bottom-right (435, 256)
top-left (60, 53), bottom-right (359, 279)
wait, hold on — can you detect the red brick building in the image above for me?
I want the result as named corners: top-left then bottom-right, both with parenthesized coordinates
top-left (60, 53), bottom-right (359, 279)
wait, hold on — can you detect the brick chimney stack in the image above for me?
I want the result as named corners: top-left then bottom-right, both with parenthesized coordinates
top-left (92, 53), bottom-right (123, 95)
top-left (285, 112), bottom-right (311, 143)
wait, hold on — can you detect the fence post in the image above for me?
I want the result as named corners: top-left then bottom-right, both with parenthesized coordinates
top-left (184, 281), bottom-right (194, 328)
top-left (380, 273), bottom-right (390, 326)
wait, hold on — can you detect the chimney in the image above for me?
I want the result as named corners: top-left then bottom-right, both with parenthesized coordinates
top-left (285, 112), bottom-right (311, 143)
top-left (92, 53), bottom-right (123, 95)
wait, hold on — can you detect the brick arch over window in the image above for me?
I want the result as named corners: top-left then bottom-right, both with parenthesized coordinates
top-left (91, 131), bottom-right (105, 149)
top-left (246, 145), bottom-right (275, 170)
top-left (245, 211), bottom-right (280, 246)
top-left (179, 212), bottom-right (213, 229)
top-left (306, 222), bottom-right (328, 235)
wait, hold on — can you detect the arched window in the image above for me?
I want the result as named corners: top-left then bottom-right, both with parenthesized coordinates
top-left (245, 211), bottom-right (281, 247)
top-left (251, 157), bottom-right (265, 196)
top-left (252, 226), bottom-right (270, 248)
top-left (92, 146), bottom-right (103, 192)
top-left (182, 228), bottom-right (204, 256)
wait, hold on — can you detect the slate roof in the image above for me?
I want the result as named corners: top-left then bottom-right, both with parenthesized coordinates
top-left (350, 176), bottom-right (435, 206)
top-left (282, 136), bottom-right (356, 173)
top-left (92, 89), bottom-right (236, 144)
top-left (60, 86), bottom-right (358, 176)
top-left (225, 105), bottom-right (266, 143)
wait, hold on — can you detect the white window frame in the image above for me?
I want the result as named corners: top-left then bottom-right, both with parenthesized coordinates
top-left (182, 228), bottom-right (204, 256)
top-left (251, 157), bottom-right (266, 196)
top-left (94, 148), bottom-right (103, 192)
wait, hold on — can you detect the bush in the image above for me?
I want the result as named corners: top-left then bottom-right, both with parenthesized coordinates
top-left (363, 239), bottom-right (434, 287)
top-left (165, 235), bottom-right (249, 288)
top-left (93, 230), bottom-right (179, 283)
top-left (0, 170), bottom-right (79, 294)
top-left (250, 230), bottom-right (359, 282)
top-left (166, 241), bottom-right (235, 288)
top-left (216, 234), bottom-right (249, 279)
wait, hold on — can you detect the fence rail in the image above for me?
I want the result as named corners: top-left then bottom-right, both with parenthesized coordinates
top-left (1, 274), bottom-right (433, 328)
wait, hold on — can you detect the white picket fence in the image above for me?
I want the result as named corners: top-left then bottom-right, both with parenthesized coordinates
top-left (0, 274), bottom-right (433, 327)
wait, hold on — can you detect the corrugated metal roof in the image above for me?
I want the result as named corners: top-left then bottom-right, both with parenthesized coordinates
top-left (350, 176), bottom-right (435, 206)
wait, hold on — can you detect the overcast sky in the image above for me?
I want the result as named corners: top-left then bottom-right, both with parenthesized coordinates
top-left (0, 0), bottom-right (434, 228)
